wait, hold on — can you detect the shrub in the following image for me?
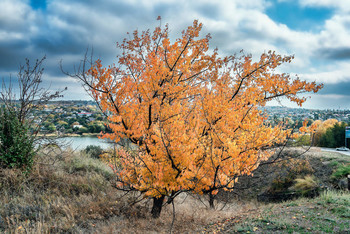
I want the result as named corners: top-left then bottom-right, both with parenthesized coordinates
top-left (331, 164), bottom-right (350, 180)
top-left (0, 57), bottom-right (65, 172)
top-left (294, 134), bottom-right (311, 146)
top-left (292, 175), bottom-right (319, 196)
top-left (84, 145), bottom-right (104, 159)
top-left (318, 122), bottom-right (347, 148)
top-left (267, 158), bottom-right (314, 194)
top-left (269, 176), bottom-right (295, 193)
top-left (0, 108), bottom-right (35, 171)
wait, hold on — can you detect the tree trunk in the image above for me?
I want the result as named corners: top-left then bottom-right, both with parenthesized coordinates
top-left (151, 195), bottom-right (165, 218)
top-left (209, 193), bottom-right (215, 209)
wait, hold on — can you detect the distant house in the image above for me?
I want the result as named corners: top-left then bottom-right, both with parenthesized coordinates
top-left (72, 124), bottom-right (84, 129)
top-left (77, 112), bottom-right (93, 117)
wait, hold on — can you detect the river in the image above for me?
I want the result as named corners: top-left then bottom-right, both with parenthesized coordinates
top-left (58, 136), bottom-right (114, 150)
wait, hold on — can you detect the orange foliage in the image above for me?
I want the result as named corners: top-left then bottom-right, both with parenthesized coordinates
top-left (84, 21), bottom-right (322, 200)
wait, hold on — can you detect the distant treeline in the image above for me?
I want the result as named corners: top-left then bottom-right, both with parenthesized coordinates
top-left (316, 122), bottom-right (348, 148)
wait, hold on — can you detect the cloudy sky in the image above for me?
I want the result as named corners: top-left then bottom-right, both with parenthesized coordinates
top-left (1, 0), bottom-right (350, 109)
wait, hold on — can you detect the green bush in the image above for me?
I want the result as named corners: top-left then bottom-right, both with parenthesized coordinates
top-left (77, 127), bottom-right (89, 134)
top-left (319, 122), bottom-right (347, 148)
top-left (0, 108), bottom-right (35, 171)
top-left (331, 164), bottom-right (350, 180)
top-left (84, 145), bottom-right (104, 159)
top-left (294, 134), bottom-right (311, 146)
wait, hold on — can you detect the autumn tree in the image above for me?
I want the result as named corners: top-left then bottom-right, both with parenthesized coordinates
top-left (71, 20), bottom-right (322, 217)
top-left (311, 119), bottom-right (338, 146)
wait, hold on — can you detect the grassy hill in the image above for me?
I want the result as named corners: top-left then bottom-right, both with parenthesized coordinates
top-left (203, 190), bottom-right (350, 233)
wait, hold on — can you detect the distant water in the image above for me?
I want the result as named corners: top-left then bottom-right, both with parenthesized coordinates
top-left (58, 136), bottom-right (114, 150)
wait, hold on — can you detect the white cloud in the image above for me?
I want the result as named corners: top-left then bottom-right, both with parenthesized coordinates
top-left (317, 15), bottom-right (350, 48)
top-left (0, 0), bottom-right (33, 29)
top-left (300, 61), bottom-right (350, 84)
top-left (300, 0), bottom-right (350, 12)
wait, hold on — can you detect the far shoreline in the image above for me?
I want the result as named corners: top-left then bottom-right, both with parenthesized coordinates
top-left (37, 133), bottom-right (102, 137)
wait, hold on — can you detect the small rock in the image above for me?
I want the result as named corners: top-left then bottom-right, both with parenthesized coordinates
top-left (338, 178), bottom-right (348, 190)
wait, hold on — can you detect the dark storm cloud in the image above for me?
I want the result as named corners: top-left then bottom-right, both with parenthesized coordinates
top-left (319, 81), bottom-right (350, 95)
top-left (32, 31), bottom-right (87, 55)
top-left (0, 42), bottom-right (30, 71)
top-left (0, 0), bottom-right (254, 77)
top-left (302, 93), bottom-right (350, 109)
top-left (317, 47), bottom-right (350, 60)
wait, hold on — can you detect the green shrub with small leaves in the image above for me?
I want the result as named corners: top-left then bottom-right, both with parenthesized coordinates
top-left (84, 145), bottom-right (104, 159)
top-left (0, 108), bottom-right (35, 171)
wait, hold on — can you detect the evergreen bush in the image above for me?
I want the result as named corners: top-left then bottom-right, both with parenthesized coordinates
top-left (0, 108), bottom-right (35, 171)
top-left (84, 145), bottom-right (104, 159)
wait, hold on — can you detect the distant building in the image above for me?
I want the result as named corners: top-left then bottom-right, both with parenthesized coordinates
top-left (72, 124), bottom-right (83, 129)
top-left (77, 112), bottom-right (93, 117)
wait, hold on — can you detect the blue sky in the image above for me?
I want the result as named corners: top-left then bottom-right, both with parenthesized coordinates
top-left (266, 0), bottom-right (333, 32)
top-left (30, 0), bottom-right (46, 10)
top-left (1, 0), bottom-right (350, 109)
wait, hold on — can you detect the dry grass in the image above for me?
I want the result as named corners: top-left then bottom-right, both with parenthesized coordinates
top-left (0, 149), bottom-right (122, 233)
top-left (0, 149), bottom-right (257, 233)
top-left (292, 175), bottom-right (318, 192)
top-left (93, 194), bottom-right (258, 234)
top-left (1, 146), bottom-right (348, 233)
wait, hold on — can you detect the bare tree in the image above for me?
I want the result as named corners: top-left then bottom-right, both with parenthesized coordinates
top-left (0, 56), bottom-right (66, 169)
